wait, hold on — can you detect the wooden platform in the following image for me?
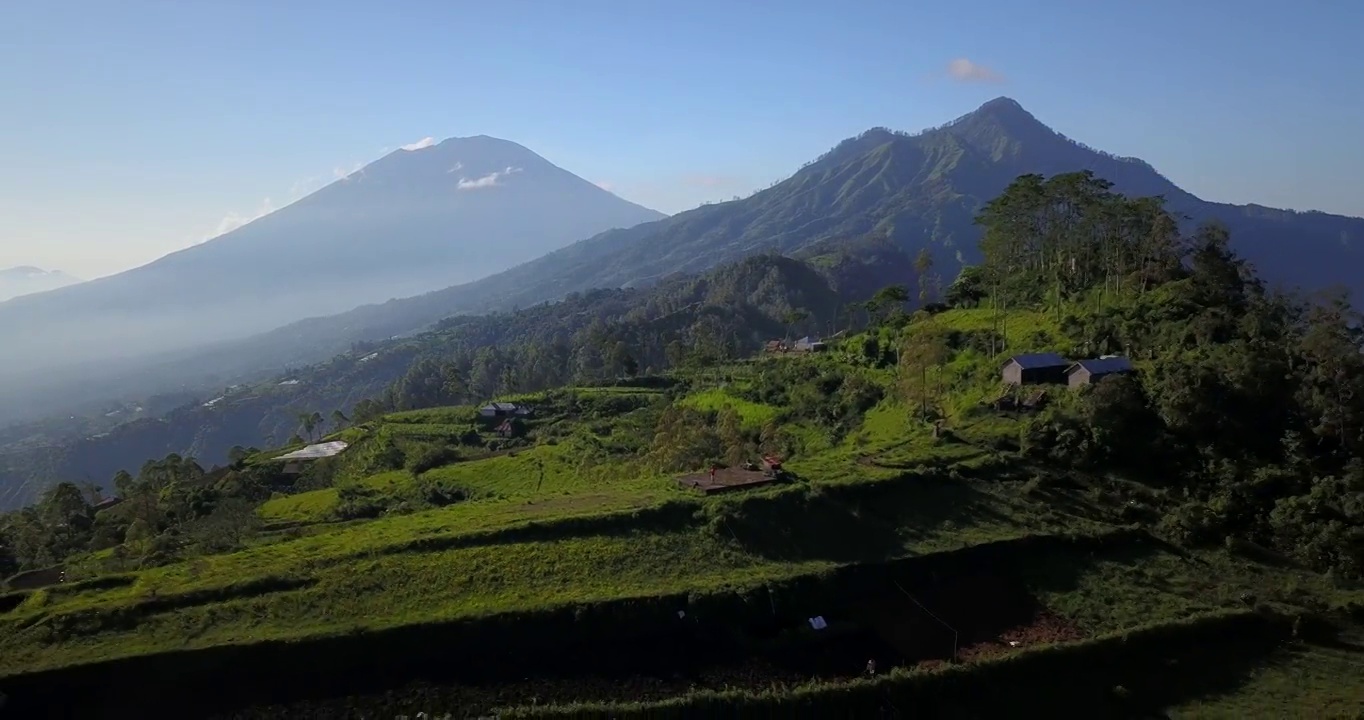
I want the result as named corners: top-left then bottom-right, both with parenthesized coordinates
top-left (676, 467), bottom-right (776, 495)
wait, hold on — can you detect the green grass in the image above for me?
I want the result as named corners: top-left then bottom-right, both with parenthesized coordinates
top-left (3, 479), bottom-right (1059, 674)
top-left (421, 443), bottom-right (666, 500)
top-left (8, 317), bottom-right (1363, 718)
top-left (1, 462), bottom-right (1112, 676)
top-left (1166, 641), bottom-right (1364, 718)
top-left (1021, 538), bottom-right (1364, 635)
top-left (0, 526), bottom-right (833, 674)
top-left (258, 470), bottom-right (412, 524)
top-left (677, 387), bottom-right (781, 429)
top-left (258, 489), bottom-right (338, 524)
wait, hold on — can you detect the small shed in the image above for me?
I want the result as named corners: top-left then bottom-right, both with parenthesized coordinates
top-left (478, 402), bottom-right (533, 419)
top-left (272, 441), bottom-right (350, 475)
top-left (1001, 353), bottom-right (1070, 385)
top-left (1065, 356), bottom-right (1135, 388)
top-left (794, 336), bottom-right (827, 353)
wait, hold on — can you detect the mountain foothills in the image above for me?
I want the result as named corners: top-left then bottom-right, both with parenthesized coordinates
top-left (0, 250), bottom-right (903, 510)
top-left (20, 95), bottom-right (1356, 427)
top-left (3, 97), bottom-right (1364, 506)
top-left (0, 267), bottom-right (80, 302)
top-left (0, 171), bottom-right (1361, 717)
top-left (0, 136), bottom-right (664, 417)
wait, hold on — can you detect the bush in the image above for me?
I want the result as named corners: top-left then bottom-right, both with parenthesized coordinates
top-left (1158, 501), bottom-right (1225, 546)
top-left (406, 444), bottom-right (462, 476)
top-left (335, 485), bottom-right (387, 520)
top-left (406, 477), bottom-right (470, 508)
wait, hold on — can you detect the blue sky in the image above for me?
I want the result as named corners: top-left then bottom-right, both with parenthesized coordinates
top-left (2, 0), bottom-right (1361, 279)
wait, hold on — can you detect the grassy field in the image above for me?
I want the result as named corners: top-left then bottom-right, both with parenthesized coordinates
top-left (1167, 641), bottom-right (1364, 719)
top-left (2, 466), bottom-right (1096, 675)
top-left (678, 387), bottom-right (782, 429)
top-left (2, 313), bottom-right (1361, 718)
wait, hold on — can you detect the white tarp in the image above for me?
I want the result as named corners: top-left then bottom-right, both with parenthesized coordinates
top-left (273, 441), bottom-right (349, 461)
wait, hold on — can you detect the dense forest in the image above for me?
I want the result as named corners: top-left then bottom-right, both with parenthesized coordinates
top-left (967, 172), bottom-right (1364, 577)
top-left (2, 170), bottom-right (1361, 582)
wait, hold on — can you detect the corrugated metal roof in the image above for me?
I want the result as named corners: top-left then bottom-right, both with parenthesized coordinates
top-left (1005, 353), bottom-right (1069, 370)
top-left (1069, 356), bottom-right (1134, 375)
top-left (273, 441), bottom-right (350, 461)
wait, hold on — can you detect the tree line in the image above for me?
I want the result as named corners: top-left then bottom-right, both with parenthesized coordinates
top-left (966, 171), bottom-right (1363, 577)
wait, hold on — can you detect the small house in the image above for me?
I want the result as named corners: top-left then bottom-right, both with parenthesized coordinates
top-left (478, 402), bottom-right (533, 419)
top-left (793, 336), bottom-right (827, 353)
top-left (1066, 356), bottom-right (1135, 388)
top-left (764, 340), bottom-right (788, 353)
top-left (1001, 353), bottom-right (1070, 385)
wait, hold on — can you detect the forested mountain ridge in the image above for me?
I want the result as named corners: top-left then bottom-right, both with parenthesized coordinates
top-left (0, 252), bottom-right (904, 510)
top-left (128, 96), bottom-right (1361, 392)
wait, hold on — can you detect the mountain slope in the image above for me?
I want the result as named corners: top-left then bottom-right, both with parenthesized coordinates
top-left (208, 97), bottom-right (1364, 367)
top-left (0, 253), bottom-right (871, 510)
top-left (454, 97), bottom-right (1359, 304)
top-left (0, 137), bottom-right (664, 389)
top-left (0, 267), bottom-right (80, 302)
top-left (5, 98), bottom-right (1361, 428)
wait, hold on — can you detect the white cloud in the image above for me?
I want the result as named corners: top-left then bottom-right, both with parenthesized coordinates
top-left (401, 137), bottom-right (436, 151)
top-left (333, 161), bottom-right (364, 180)
top-left (456, 166), bottom-right (521, 190)
top-left (289, 175), bottom-right (322, 196)
top-left (446, 162), bottom-right (464, 174)
top-left (198, 155), bottom-right (369, 245)
top-left (205, 197), bottom-right (275, 242)
top-left (946, 58), bottom-right (1004, 84)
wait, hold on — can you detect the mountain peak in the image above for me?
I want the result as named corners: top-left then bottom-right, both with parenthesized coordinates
top-left (977, 96), bottom-right (1025, 113)
top-left (961, 96), bottom-right (1046, 131)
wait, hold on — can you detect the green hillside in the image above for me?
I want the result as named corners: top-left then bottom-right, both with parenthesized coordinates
top-left (0, 252), bottom-right (882, 511)
top-left (0, 173), bottom-right (1361, 718)
top-left (12, 95), bottom-right (1357, 483)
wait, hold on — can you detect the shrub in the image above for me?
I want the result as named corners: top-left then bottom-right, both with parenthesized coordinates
top-left (406, 443), bottom-right (462, 476)
top-left (335, 484), bottom-right (387, 520)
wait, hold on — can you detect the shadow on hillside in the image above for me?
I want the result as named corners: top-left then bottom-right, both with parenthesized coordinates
top-left (717, 477), bottom-right (1014, 563)
top-left (905, 622), bottom-right (1292, 720)
top-left (1126, 637), bottom-right (1321, 717)
top-left (1010, 533), bottom-right (1176, 595)
top-left (372, 499), bottom-right (701, 558)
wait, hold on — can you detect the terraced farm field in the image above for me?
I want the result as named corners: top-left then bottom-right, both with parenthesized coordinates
top-left (3, 312), bottom-right (1362, 719)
